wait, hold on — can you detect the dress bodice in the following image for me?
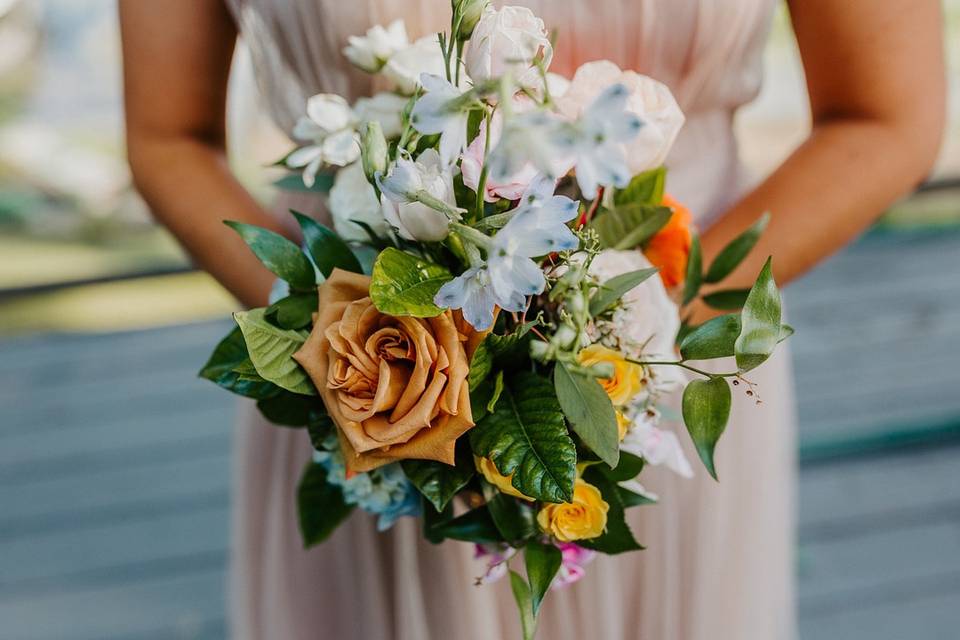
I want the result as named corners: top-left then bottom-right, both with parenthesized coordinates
top-left (227, 0), bottom-right (777, 219)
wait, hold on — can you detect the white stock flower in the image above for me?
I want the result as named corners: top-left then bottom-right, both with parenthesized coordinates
top-left (377, 149), bottom-right (456, 241)
top-left (382, 35), bottom-right (448, 95)
top-left (343, 20), bottom-right (409, 73)
top-left (410, 74), bottom-right (470, 165)
top-left (465, 5), bottom-right (552, 87)
top-left (353, 92), bottom-right (409, 139)
top-left (288, 94), bottom-right (360, 187)
top-left (557, 60), bottom-right (685, 175)
top-left (620, 408), bottom-right (694, 479)
top-left (329, 162), bottom-right (388, 243)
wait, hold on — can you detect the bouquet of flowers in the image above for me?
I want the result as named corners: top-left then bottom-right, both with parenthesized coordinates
top-left (199, 2), bottom-right (791, 636)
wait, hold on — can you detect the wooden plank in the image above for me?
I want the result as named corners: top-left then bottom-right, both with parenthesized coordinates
top-left (0, 569), bottom-right (225, 640)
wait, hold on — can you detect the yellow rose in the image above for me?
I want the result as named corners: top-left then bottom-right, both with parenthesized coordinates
top-left (294, 270), bottom-right (487, 473)
top-left (475, 456), bottom-right (534, 501)
top-left (536, 479), bottom-right (609, 542)
top-left (616, 411), bottom-right (630, 441)
top-left (577, 345), bottom-right (645, 406)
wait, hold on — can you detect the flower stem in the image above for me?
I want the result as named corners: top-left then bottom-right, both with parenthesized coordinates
top-left (625, 358), bottom-right (739, 379)
top-left (450, 222), bottom-right (493, 251)
top-left (475, 107), bottom-right (495, 218)
top-left (415, 190), bottom-right (465, 219)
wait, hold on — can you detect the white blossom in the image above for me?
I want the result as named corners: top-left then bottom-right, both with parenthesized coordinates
top-left (352, 92), bottom-right (409, 139)
top-left (343, 20), bottom-right (409, 73)
top-left (329, 162), bottom-right (388, 243)
top-left (465, 5), bottom-right (552, 87)
top-left (377, 149), bottom-right (457, 241)
top-left (410, 74), bottom-right (470, 166)
top-left (620, 408), bottom-right (694, 479)
top-left (287, 94), bottom-right (360, 187)
top-left (382, 35), bottom-right (448, 95)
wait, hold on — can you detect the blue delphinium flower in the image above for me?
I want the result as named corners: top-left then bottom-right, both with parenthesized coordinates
top-left (314, 449), bottom-right (421, 531)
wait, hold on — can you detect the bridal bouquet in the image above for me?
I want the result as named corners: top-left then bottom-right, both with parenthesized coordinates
top-left (200, 2), bottom-right (790, 636)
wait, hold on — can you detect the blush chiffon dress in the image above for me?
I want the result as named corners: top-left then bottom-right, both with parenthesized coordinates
top-left (225, 1), bottom-right (797, 638)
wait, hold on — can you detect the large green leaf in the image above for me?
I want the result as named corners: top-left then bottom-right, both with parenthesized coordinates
top-left (679, 314), bottom-right (741, 361)
top-left (369, 248), bottom-right (452, 317)
top-left (590, 204), bottom-right (672, 250)
top-left (554, 363), bottom-right (619, 468)
top-left (702, 288), bottom-right (751, 311)
top-left (234, 308), bottom-right (316, 396)
top-left (605, 451), bottom-right (645, 482)
top-left (681, 376), bottom-right (732, 480)
top-left (306, 410), bottom-right (336, 450)
top-left (469, 322), bottom-right (536, 391)
top-left (297, 461), bottom-right (354, 547)
top-left (401, 458), bottom-right (474, 513)
top-left (580, 467), bottom-right (643, 554)
top-left (290, 211), bottom-right (363, 277)
top-left (264, 291), bottom-right (317, 330)
top-left (735, 257), bottom-right (782, 372)
top-left (703, 212), bottom-right (770, 283)
top-left (428, 506), bottom-right (504, 544)
top-left (509, 570), bottom-right (538, 640)
top-left (469, 372), bottom-right (577, 504)
top-left (256, 392), bottom-right (321, 427)
top-left (588, 268), bottom-right (659, 316)
top-left (681, 233), bottom-right (703, 305)
top-left (224, 221), bottom-right (316, 291)
top-left (198, 327), bottom-right (282, 399)
top-left (524, 541), bottom-right (562, 616)
top-left (614, 167), bottom-right (666, 206)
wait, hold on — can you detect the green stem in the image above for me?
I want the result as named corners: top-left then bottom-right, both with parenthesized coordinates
top-left (626, 359), bottom-right (739, 379)
top-left (450, 222), bottom-right (493, 251)
top-left (415, 190), bottom-right (464, 219)
top-left (475, 106), bottom-right (495, 218)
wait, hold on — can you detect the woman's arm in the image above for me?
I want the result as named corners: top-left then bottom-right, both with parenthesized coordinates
top-left (694, 0), bottom-right (945, 319)
top-left (119, 0), bottom-right (289, 308)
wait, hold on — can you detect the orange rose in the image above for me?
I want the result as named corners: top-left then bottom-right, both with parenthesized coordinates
top-left (644, 194), bottom-right (693, 288)
top-left (294, 269), bottom-right (486, 473)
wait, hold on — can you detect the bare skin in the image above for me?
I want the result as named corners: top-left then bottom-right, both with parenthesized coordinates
top-left (118, 0), bottom-right (946, 315)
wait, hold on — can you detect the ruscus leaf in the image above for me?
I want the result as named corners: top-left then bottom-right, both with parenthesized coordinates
top-left (554, 363), bottom-right (620, 468)
top-left (297, 461), bottom-right (354, 547)
top-left (224, 221), bottom-right (316, 290)
top-left (734, 257), bottom-right (782, 372)
top-left (681, 376), bottom-right (732, 480)
top-left (703, 212), bottom-right (770, 284)
top-left (290, 210), bottom-right (363, 277)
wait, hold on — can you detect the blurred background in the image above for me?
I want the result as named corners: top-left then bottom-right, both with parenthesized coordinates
top-left (1, 1), bottom-right (959, 638)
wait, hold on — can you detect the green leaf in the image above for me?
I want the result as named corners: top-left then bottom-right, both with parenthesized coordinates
top-left (483, 483), bottom-right (537, 543)
top-left (618, 486), bottom-right (657, 507)
top-left (614, 167), bottom-right (666, 206)
top-left (264, 292), bottom-right (317, 330)
top-left (198, 327), bottom-right (282, 399)
top-left (488, 370), bottom-right (505, 413)
top-left (290, 211), bottom-right (363, 278)
top-left (369, 248), bottom-right (452, 317)
top-left (524, 541), bottom-right (562, 616)
top-left (273, 171), bottom-right (335, 193)
top-left (468, 341), bottom-right (494, 392)
top-left (681, 233), bottom-right (703, 305)
top-left (681, 377), bottom-right (732, 480)
top-left (605, 451), bottom-right (645, 482)
top-left (234, 308), bottom-right (316, 395)
top-left (401, 459), bottom-right (474, 513)
top-left (702, 288), bottom-right (751, 311)
top-left (422, 497), bottom-right (455, 544)
top-left (256, 392), bottom-right (319, 427)
top-left (779, 324), bottom-right (795, 341)
top-left (588, 268), bottom-right (659, 316)
top-left (590, 204), bottom-right (672, 250)
top-left (679, 314), bottom-right (741, 361)
top-left (553, 363), bottom-right (619, 468)
top-left (306, 410), bottom-right (336, 450)
top-left (735, 257), bottom-right (782, 372)
top-left (703, 212), bottom-right (770, 283)
top-left (470, 378), bottom-right (495, 423)
top-left (470, 372), bottom-right (577, 504)
top-left (224, 221), bottom-right (316, 291)
top-left (509, 570), bottom-right (538, 640)
top-left (580, 467), bottom-right (643, 554)
top-left (297, 461), bottom-right (354, 547)
top-left (428, 506), bottom-right (504, 544)
top-left (470, 322), bottom-right (537, 390)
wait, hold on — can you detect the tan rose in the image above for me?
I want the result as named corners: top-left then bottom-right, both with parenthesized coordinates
top-left (294, 269), bottom-right (487, 473)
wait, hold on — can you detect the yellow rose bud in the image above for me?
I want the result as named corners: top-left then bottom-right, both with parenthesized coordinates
top-left (577, 345), bottom-right (645, 406)
top-left (475, 456), bottom-right (534, 501)
top-left (536, 479), bottom-right (609, 542)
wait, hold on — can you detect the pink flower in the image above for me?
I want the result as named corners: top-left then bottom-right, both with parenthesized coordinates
top-left (461, 104), bottom-right (540, 203)
top-left (473, 543), bottom-right (517, 586)
top-left (552, 542), bottom-right (597, 589)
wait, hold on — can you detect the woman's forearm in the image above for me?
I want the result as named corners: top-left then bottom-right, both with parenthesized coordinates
top-left (128, 134), bottom-right (286, 309)
top-left (698, 114), bottom-right (941, 301)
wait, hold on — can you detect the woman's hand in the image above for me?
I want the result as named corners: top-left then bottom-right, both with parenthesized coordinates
top-left (699, 0), bottom-right (945, 292)
top-left (119, 0), bottom-right (291, 308)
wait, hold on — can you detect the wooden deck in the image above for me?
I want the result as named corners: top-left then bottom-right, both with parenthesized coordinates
top-left (2, 230), bottom-right (960, 639)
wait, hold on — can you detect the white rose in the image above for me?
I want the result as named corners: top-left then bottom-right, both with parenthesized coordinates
top-left (382, 35), bottom-right (448, 95)
top-left (557, 60), bottom-right (684, 174)
top-left (329, 162), bottom-right (388, 243)
top-left (379, 149), bottom-right (455, 241)
top-left (465, 5), bottom-right (552, 87)
top-left (589, 249), bottom-right (680, 363)
top-left (343, 20), bottom-right (409, 73)
top-left (353, 92), bottom-right (409, 139)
